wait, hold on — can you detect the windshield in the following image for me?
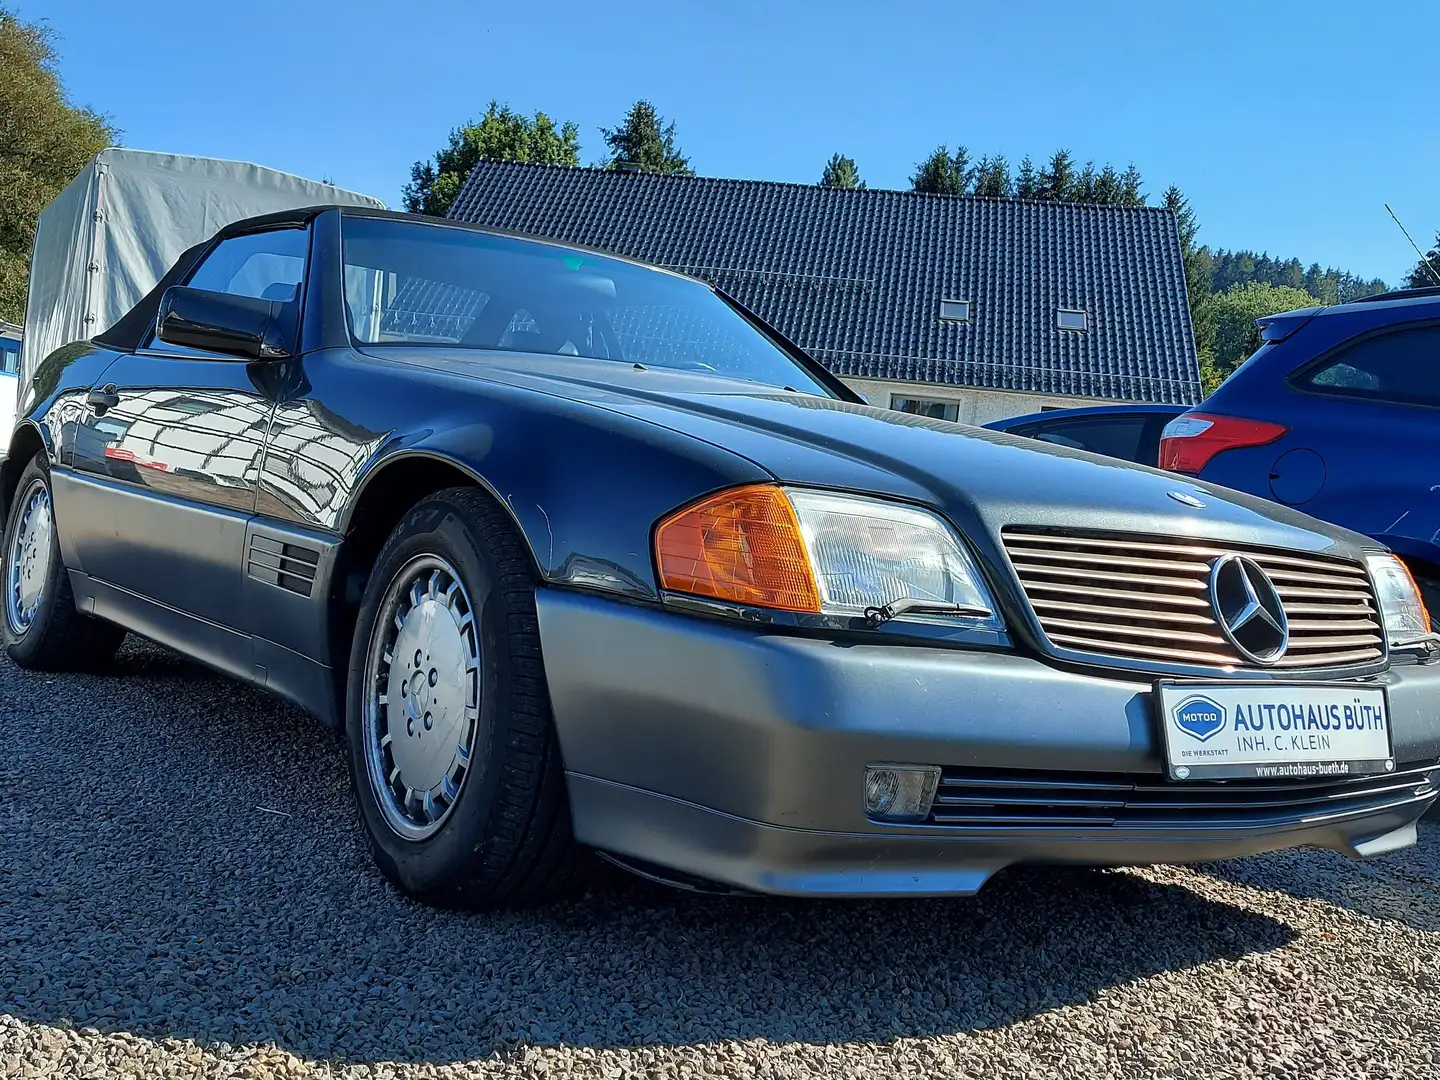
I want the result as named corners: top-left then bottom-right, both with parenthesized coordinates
top-left (340, 216), bottom-right (834, 396)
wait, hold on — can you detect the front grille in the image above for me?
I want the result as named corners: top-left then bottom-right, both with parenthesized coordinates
top-left (1002, 529), bottom-right (1385, 672)
top-left (928, 764), bottom-right (1437, 828)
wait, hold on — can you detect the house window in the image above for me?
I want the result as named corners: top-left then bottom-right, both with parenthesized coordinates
top-left (1057, 309), bottom-right (1089, 332)
top-left (938, 299), bottom-right (970, 323)
top-left (891, 396), bottom-right (959, 422)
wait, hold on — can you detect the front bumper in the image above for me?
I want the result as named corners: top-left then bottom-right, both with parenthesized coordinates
top-left (537, 589), bottom-right (1440, 897)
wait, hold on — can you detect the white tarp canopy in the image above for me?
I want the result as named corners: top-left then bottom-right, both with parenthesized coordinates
top-left (20, 148), bottom-right (383, 391)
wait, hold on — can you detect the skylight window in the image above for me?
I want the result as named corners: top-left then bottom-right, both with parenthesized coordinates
top-left (938, 299), bottom-right (970, 322)
top-left (1057, 309), bottom-right (1089, 332)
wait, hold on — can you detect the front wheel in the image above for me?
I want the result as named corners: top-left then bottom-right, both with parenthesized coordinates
top-left (344, 487), bottom-right (586, 907)
top-left (2, 454), bottom-right (125, 670)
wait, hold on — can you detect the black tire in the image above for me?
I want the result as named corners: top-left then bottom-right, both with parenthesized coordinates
top-left (344, 486), bottom-right (587, 907)
top-left (1, 453), bottom-right (126, 671)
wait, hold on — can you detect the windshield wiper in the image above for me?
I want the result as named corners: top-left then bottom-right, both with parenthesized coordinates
top-left (1390, 632), bottom-right (1440, 654)
top-left (863, 598), bottom-right (994, 628)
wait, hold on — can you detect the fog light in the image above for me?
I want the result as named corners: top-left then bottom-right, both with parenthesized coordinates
top-left (864, 764), bottom-right (940, 822)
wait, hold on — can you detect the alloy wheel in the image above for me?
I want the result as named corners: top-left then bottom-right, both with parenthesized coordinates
top-left (5, 478), bottom-right (53, 636)
top-left (362, 554), bottom-right (482, 841)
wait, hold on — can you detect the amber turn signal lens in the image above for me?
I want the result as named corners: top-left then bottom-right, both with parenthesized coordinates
top-left (655, 485), bottom-right (821, 612)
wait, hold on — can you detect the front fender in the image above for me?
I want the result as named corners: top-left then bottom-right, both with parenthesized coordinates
top-left (341, 387), bottom-right (772, 602)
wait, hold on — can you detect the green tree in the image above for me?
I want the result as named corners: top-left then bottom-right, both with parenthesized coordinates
top-left (0, 9), bottom-right (115, 322)
top-left (1405, 231), bottom-right (1440, 288)
top-left (1014, 155), bottom-right (1040, 199)
top-left (1119, 164), bottom-right (1145, 206)
top-left (971, 155), bottom-right (1012, 197)
top-left (1087, 164), bottom-right (1122, 205)
top-left (819, 152), bottom-right (863, 189)
top-left (1206, 282), bottom-right (1323, 390)
top-left (600, 100), bottom-right (691, 174)
top-left (1038, 149), bottom-right (1077, 201)
top-left (1161, 186), bottom-right (1219, 387)
top-left (403, 101), bottom-right (580, 217)
top-left (911, 144), bottom-right (970, 195)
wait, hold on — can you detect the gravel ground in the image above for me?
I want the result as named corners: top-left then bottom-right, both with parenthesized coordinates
top-left (2, 637), bottom-right (1437, 1079)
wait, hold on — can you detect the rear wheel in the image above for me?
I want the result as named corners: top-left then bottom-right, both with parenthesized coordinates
top-left (2, 454), bottom-right (125, 670)
top-left (344, 487), bottom-right (586, 906)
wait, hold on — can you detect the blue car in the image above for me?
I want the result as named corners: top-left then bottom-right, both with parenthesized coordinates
top-left (985, 403), bottom-right (1188, 465)
top-left (1160, 286), bottom-right (1440, 610)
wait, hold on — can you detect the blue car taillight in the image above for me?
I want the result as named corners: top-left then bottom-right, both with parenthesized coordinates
top-left (1159, 413), bottom-right (1290, 475)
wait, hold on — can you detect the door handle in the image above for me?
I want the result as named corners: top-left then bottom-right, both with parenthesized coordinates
top-left (87, 384), bottom-right (120, 415)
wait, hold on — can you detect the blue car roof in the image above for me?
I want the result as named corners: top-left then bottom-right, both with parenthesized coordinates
top-left (984, 403), bottom-right (1187, 431)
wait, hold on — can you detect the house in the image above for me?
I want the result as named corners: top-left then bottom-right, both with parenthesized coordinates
top-left (1, 319), bottom-right (21, 447)
top-left (447, 162), bottom-right (1202, 424)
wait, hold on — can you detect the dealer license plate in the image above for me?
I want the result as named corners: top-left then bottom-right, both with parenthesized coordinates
top-left (1156, 682), bottom-right (1394, 781)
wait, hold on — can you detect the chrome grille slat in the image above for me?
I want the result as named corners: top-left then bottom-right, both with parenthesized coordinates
top-left (1283, 601), bottom-right (1377, 617)
top-left (1260, 567), bottom-right (1371, 586)
top-left (1004, 546), bottom-right (1213, 576)
top-left (1274, 586), bottom-right (1374, 602)
top-left (1287, 617), bottom-right (1382, 632)
top-left (1030, 598), bottom-right (1215, 626)
top-left (1025, 582), bottom-right (1212, 610)
top-left (1273, 647), bottom-right (1386, 668)
top-left (1282, 633), bottom-right (1384, 650)
top-left (1011, 562), bottom-right (1210, 591)
top-left (1247, 553), bottom-right (1369, 576)
top-left (1045, 634), bottom-right (1238, 666)
top-left (1043, 617), bottom-right (1232, 647)
top-left (1003, 528), bottom-right (1385, 673)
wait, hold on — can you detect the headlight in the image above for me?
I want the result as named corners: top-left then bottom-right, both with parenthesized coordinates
top-left (1364, 553), bottom-right (1432, 647)
top-left (654, 484), bottom-right (1001, 629)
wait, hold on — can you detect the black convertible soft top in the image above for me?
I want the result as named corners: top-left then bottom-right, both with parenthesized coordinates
top-left (90, 204), bottom-right (684, 355)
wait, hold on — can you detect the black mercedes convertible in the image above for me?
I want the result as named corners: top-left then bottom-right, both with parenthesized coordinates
top-left (4, 206), bottom-right (1437, 906)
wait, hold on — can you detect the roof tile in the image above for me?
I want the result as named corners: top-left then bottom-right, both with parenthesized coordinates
top-left (449, 163), bottom-right (1201, 403)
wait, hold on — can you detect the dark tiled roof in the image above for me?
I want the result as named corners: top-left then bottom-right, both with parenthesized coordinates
top-left (448, 163), bottom-right (1202, 404)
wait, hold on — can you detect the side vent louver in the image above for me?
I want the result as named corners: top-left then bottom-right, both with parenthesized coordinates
top-left (247, 534), bottom-right (320, 597)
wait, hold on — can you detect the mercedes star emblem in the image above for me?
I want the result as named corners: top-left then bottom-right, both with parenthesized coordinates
top-left (1209, 554), bottom-right (1289, 665)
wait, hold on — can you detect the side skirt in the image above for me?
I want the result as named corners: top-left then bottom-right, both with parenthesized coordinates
top-left (69, 569), bottom-right (339, 725)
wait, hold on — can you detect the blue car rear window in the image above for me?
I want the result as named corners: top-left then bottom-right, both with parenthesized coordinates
top-left (1298, 326), bottom-right (1440, 408)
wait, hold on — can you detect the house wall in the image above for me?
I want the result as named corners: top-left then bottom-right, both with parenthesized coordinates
top-left (838, 377), bottom-right (1122, 426)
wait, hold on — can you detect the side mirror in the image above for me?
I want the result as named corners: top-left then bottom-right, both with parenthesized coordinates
top-left (156, 286), bottom-right (296, 360)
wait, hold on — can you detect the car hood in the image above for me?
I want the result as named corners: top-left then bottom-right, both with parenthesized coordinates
top-left (365, 348), bottom-right (1376, 563)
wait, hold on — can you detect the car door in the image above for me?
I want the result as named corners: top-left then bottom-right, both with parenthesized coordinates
top-left (1280, 322), bottom-right (1440, 562)
top-left (63, 226), bottom-right (309, 676)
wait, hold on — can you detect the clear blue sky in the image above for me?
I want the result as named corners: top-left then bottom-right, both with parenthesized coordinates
top-left (30, 0), bottom-right (1439, 285)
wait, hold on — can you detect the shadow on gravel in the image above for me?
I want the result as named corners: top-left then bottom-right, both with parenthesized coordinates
top-left (0, 640), bottom-right (1298, 1065)
top-left (1198, 825), bottom-right (1440, 935)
